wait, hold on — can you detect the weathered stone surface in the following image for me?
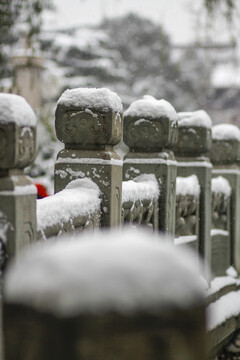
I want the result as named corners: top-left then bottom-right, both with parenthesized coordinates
top-left (124, 114), bottom-right (178, 151)
top-left (175, 194), bottom-right (199, 238)
top-left (176, 156), bottom-right (212, 277)
top-left (0, 123), bottom-right (36, 169)
top-left (0, 172), bottom-right (37, 258)
top-left (55, 105), bottom-right (122, 148)
top-left (210, 139), bottom-right (240, 165)
top-left (55, 89), bottom-right (123, 227)
top-left (176, 127), bottom-right (211, 156)
top-left (124, 150), bottom-right (177, 234)
top-left (210, 126), bottom-right (240, 273)
top-left (4, 304), bottom-right (206, 360)
top-left (0, 94), bottom-right (37, 261)
top-left (55, 148), bottom-right (122, 227)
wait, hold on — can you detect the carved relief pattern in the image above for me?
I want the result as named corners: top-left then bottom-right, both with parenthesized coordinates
top-left (126, 120), bottom-right (165, 147)
top-left (62, 111), bottom-right (109, 144)
top-left (18, 127), bottom-right (35, 162)
top-left (0, 128), bottom-right (7, 159)
top-left (177, 128), bottom-right (211, 155)
top-left (122, 198), bottom-right (158, 229)
top-left (23, 221), bottom-right (34, 245)
top-left (175, 194), bottom-right (199, 237)
top-left (212, 191), bottom-right (229, 230)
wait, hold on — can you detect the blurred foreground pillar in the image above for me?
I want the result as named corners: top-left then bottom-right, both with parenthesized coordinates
top-left (4, 230), bottom-right (206, 360)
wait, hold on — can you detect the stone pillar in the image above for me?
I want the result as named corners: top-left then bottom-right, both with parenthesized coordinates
top-left (175, 111), bottom-right (212, 274)
top-left (54, 88), bottom-right (123, 227)
top-left (11, 56), bottom-right (43, 113)
top-left (4, 229), bottom-right (207, 360)
top-left (0, 93), bottom-right (37, 260)
top-left (210, 124), bottom-right (240, 273)
top-left (123, 97), bottom-right (178, 234)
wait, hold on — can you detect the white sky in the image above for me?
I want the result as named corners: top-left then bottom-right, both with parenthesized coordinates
top-left (45, 0), bottom-right (198, 43)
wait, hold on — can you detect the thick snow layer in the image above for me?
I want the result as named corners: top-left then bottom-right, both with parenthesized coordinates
top-left (207, 290), bottom-right (240, 330)
top-left (212, 176), bottom-right (231, 197)
top-left (0, 93), bottom-right (36, 126)
top-left (178, 110), bottom-right (212, 129)
top-left (207, 266), bottom-right (239, 295)
top-left (226, 266), bottom-right (238, 278)
top-left (122, 174), bottom-right (159, 203)
top-left (212, 124), bottom-right (240, 141)
top-left (5, 229), bottom-right (204, 316)
top-left (176, 175), bottom-right (200, 197)
top-left (57, 87), bottom-right (123, 113)
top-left (124, 95), bottom-right (177, 120)
top-left (37, 178), bottom-right (101, 232)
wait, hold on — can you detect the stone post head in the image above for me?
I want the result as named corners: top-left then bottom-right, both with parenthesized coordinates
top-left (0, 93), bottom-right (37, 170)
top-left (123, 95), bottom-right (178, 152)
top-left (176, 110), bottom-right (212, 156)
top-left (210, 124), bottom-right (240, 165)
top-left (55, 88), bottom-right (123, 149)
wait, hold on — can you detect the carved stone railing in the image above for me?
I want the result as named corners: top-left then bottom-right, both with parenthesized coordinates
top-left (0, 94), bottom-right (37, 262)
top-left (123, 96), bottom-right (178, 235)
top-left (175, 111), bottom-right (212, 277)
top-left (54, 88), bottom-right (123, 228)
top-left (210, 123), bottom-right (240, 273)
top-left (175, 175), bottom-right (200, 250)
top-left (37, 179), bottom-right (101, 240)
top-left (122, 174), bottom-right (159, 229)
top-left (2, 90), bottom-right (240, 360)
top-left (211, 176), bottom-right (231, 277)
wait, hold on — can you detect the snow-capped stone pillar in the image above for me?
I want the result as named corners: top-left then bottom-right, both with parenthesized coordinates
top-left (210, 124), bottom-right (240, 273)
top-left (54, 88), bottom-right (123, 227)
top-left (0, 94), bottom-right (37, 261)
top-left (123, 96), bottom-right (178, 234)
top-left (4, 229), bottom-right (206, 360)
top-left (175, 111), bottom-right (212, 274)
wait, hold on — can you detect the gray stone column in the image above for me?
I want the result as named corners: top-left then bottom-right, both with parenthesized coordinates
top-left (123, 97), bottom-right (178, 234)
top-left (54, 88), bottom-right (123, 227)
top-left (175, 111), bottom-right (212, 273)
top-left (210, 124), bottom-right (240, 273)
top-left (0, 94), bottom-right (37, 261)
top-left (11, 56), bottom-right (43, 113)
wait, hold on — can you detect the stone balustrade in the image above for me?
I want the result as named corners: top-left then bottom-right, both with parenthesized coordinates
top-left (210, 123), bottom-right (240, 273)
top-left (175, 110), bottom-right (212, 278)
top-left (175, 175), bottom-right (200, 250)
top-left (1, 89), bottom-right (240, 360)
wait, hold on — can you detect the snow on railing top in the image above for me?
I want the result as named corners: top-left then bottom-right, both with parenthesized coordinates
top-left (177, 110), bottom-right (212, 129)
top-left (212, 123), bottom-right (240, 141)
top-left (0, 93), bottom-right (36, 126)
top-left (124, 95), bottom-right (177, 120)
top-left (57, 87), bottom-right (123, 113)
top-left (122, 174), bottom-right (159, 203)
top-left (212, 176), bottom-right (231, 198)
top-left (5, 229), bottom-right (204, 316)
top-left (37, 178), bottom-right (101, 233)
top-left (176, 175), bottom-right (200, 197)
